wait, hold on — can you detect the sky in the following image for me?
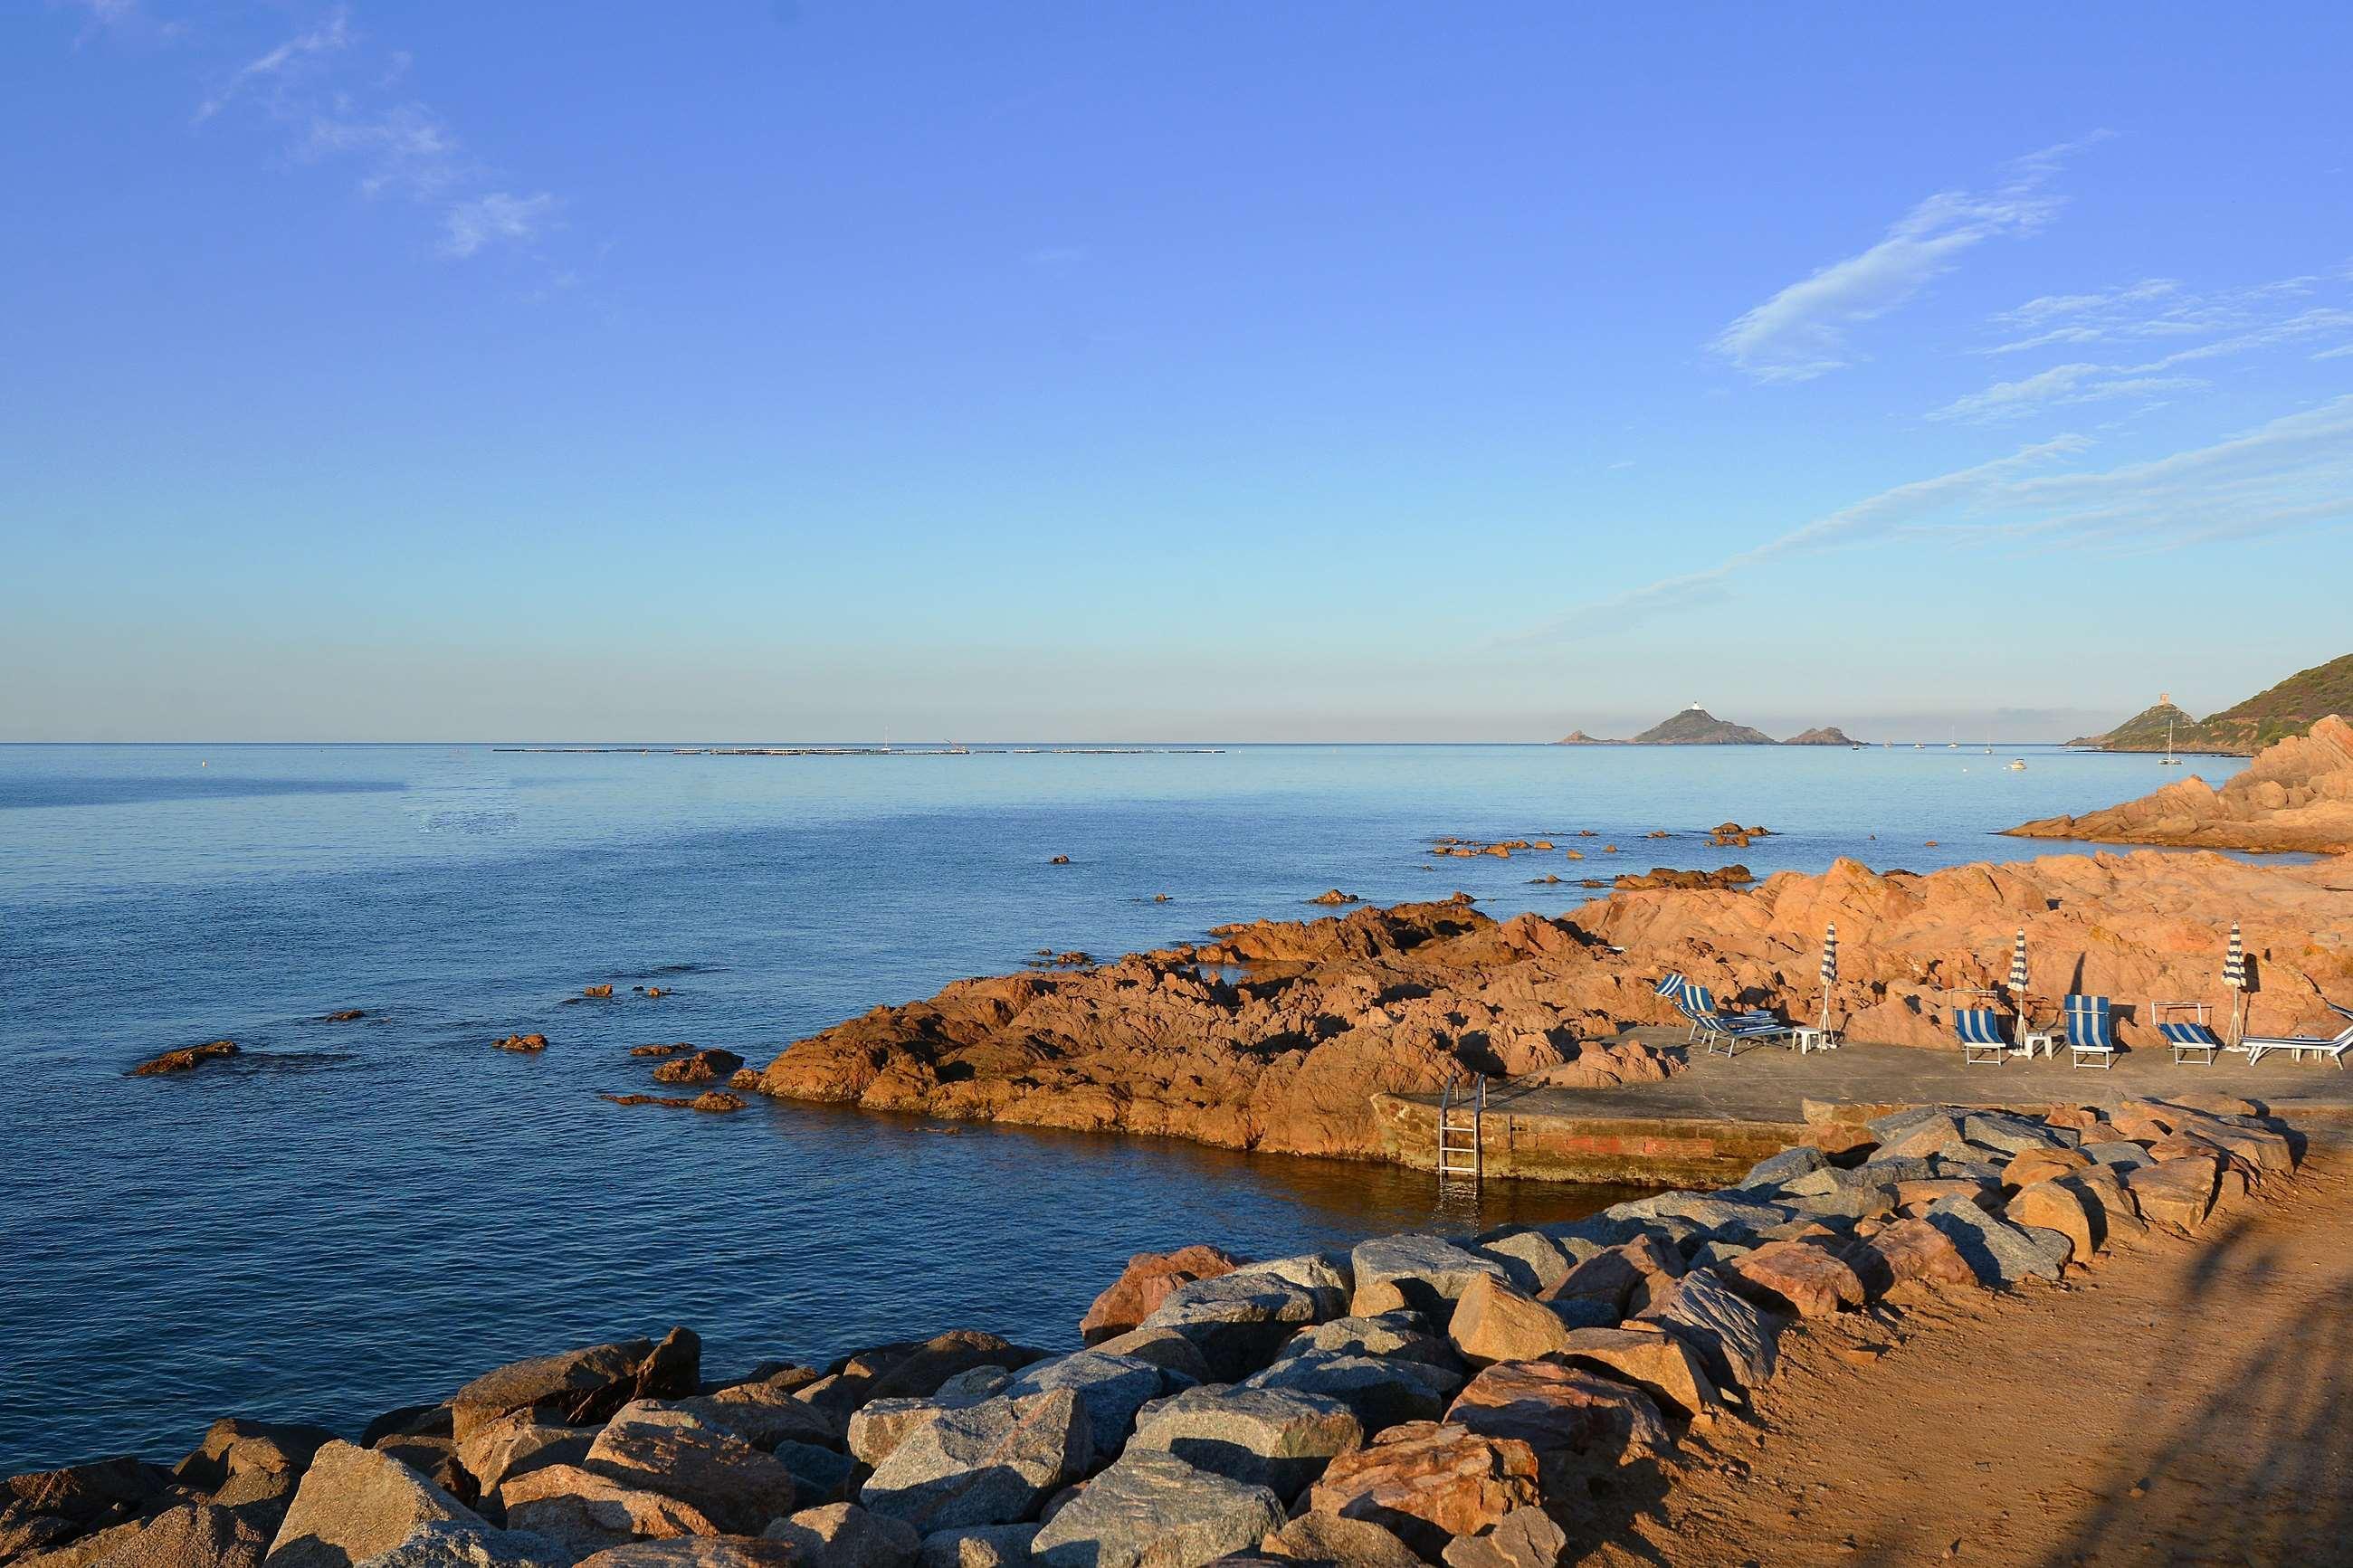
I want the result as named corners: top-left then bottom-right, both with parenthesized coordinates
top-left (5, 2), bottom-right (2350, 743)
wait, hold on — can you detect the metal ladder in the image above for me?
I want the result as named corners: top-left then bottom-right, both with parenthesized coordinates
top-left (1436, 1069), bottom-right (1486, 1191)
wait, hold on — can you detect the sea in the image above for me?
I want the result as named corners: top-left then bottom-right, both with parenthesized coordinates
top-left (0, 739), bottom-right (2249, 1476)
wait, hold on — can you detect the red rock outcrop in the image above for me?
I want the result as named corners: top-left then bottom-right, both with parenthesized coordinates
top-left (2009, 714), bottom-right (2353, 855)
top-left (752, 850), bottom-right (2351, 1155)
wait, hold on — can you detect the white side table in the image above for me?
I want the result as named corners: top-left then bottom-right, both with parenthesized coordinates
top-left (2018, 1030), bottom-right (2058, 1060)
top-left (1790, 1026), bottom-right (1841, 1055)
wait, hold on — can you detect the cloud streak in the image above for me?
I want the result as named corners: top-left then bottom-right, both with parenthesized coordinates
top-left (1711, 136), bottom-right (2106, 383)
top-left (442, 192), bottom-right (558, 257)
top-left (1517, 396), bottom-right (2353, 637)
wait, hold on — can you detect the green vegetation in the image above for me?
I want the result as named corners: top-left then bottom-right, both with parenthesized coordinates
top-left (2072, 653), bottom-right (2353, 755)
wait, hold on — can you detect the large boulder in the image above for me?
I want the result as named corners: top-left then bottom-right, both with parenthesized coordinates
top-left (760, 1502), bottom-right (920, 1568)
top-left (848, 1375), bottom-right (1011, 1469)
top-left (1836, 1218), bottom-right (1979, 1297)
top-left (1960, 1112), bottom-right (2077, 1155)
top-left (1471, 1231), bottom-right (1576, 1297)
top-left (263, 1440), bottom-right (538, 1568)
top-left (1003, 1354), bottom-right (1167, 1465)
top-left (1081, 1247), bottom-right (1244, 1344)
top-left (676, 1386), bottom-right (846, 1456)
top-left (1259, 1512), bottom-right (1423, 1568)
top-left (1920, 1197), bottom-right (2065, 1288)
top-left (1632, 1269), bottom-right (1781, 1394)
top-left (455, 1413), bottom-right (596, 1501)
top-left (1244, 1352), bottom-right (1461, 1436)
top-left (2005, 1182), bottom-right (2098, 1260)
top-left (1445, 1276), bottom-right (1573, 1367)
top-left (576, 1402), bottom-right (798, 1536)
top-left (1544, 1236), bottom-right (1683, 1321)
top-left (1348, 1237), bottom-right (1507, 1318)
top-left (1555, 1326), bottom-right (1721, 1419)
top-left (863, 1335), bottom-right (1044, 1406)
top-left (495, 1466), bottom-right (722, 1556)
top-left (32, 1500), bottom-right (273, 1568)
top-left (1140, 1276), bottom-right (1335, 1382)
top-left (4, 1455), bottom-right (173, 1546)
top-left (450, 1338), bottom-right (662, 1441)
top-left (858, 1390), bottom-right (1091, 1532)
top-left (2121, 1156), bottom-right (2221, 1232)
top-left (1126, 1385), bottom-right (1361, 1499)
top-left (912, 1524), bottom-right (1037, 1568)
top-left (1304, 1423), bottom-right (1539, 1561)
top-left (1439, 1505), bottom-right (1568, 1568)
top-left (1723, 1240), bottom-right (1865, 1318)
top-left (1029, 1451), bottom-right (1286, 1568)
top-left (176, 1419), bottom-right (337, 1516)
top-left (1443, 1361), bottom-right (1667, 1464)
top-left (1272, 1313), bottom-right (1456, 1372)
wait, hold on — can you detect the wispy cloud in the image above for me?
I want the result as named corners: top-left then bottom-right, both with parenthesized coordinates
top-left (141, 5), bottom-right (567, 264)
top-left (57, 0), bottom-right (186, 45)
top-left (1925, 361), bottom-right (2205, 423)
top-left (1981, 270), bottom-right (2348, 355)
top-left (194, 5), bottom-right (349, 122)
top-left (442, 192), bottom-right (558, 258)
top-left (1711, 136), bottom-right (2107, 383)
top-left (1516, 396), bottom-right (2353, 635)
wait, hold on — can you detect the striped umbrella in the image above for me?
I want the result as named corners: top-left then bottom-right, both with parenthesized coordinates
top-left (2008, 927), bottom-right (2030, 1023)
top-left (1818, 923), bottom-right (1838, 1031)
top-left (2224, 919), bottom-right (2245, 1045)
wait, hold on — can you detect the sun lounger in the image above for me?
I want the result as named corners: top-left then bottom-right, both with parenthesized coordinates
top-left (2243, 1003), bottom-right (2353, 1068)
top-left (2062, 993), bottom-right (2117, 1070)
top-left (1955, 1007), bottom-right (2009, 1066)
top-left (2158, 1020), bottom-right (2228, 1065)
top-left (1680, 985), bottom-right (1794, 1056)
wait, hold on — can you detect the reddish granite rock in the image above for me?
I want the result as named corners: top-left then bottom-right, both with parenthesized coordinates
top-left (2008, 714), bottom-right (2353, 855)
top-left (1305, 1422), bottom-right (1540, 1559)
top-left (2121, 1157), bottom-right (2222, 1232)
top-left (1446, 1274), bottom-right (1574, 1367)
top-left (130, 1040), bottom-right (239, 1076)
top-left (1840, 1219), bottom-right (1981, 1297)
top-left (1725, 1240), bottom-right (1866, 1318)
top-left (2007, 1182), bottom-right (2099, 1260)
top-left (1081, 1246), bottom-right (1244, 1345)
top-left (1444, 1360), bottom-right (1668, 1462)
top-left (1555, 1326), bottom-right (1721, 1419)
top-left (653, 1049), bottom-right (748, 1086)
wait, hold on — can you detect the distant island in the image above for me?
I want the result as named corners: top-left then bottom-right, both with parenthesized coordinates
top-left (1554, 707), bottom-right (1860, 746)
top-left (2069, 652), bottom-right (2352, 756)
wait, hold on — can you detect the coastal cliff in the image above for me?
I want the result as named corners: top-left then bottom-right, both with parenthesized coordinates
top-left (2011, 714), bottom-right (2353, 855)
top-left (754, 851), bottom-right (2353, 1152)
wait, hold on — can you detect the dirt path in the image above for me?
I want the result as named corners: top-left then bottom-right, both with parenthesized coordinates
top-left (1578, 1145), bottom-right (2353, 1568)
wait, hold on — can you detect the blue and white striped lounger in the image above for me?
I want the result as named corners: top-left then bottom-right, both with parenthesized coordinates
top-left (2159, 1020), bottom-right (2228, 1065)
top-left (1955, 1007), bottom-right (2009, 1066)
top-left (2062, 994), bottom-right (2117, 1070)
top-left (1681, 985), bottom-right (1794, 1057)
top-left (2243, 1003), bottom-right (2353, 1068)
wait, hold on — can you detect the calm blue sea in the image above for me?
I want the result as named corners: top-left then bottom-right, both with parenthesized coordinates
top-left (0, 741), bottom-right (2244, 1475)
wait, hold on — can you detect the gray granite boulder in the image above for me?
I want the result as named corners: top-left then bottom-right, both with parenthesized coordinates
top-left (1921, 1195), bottom-right (2066, 1287)
top-left (1738, 1145), bottom-right (1827, 1189)
top-left (859, 1389), bottom-right (1090, 1532)
top-left (1029, 1450), bottom-right (1286, 1568)
top-left (1272, 1311), bottom-right (1458, 1372)
top-left (1348, 1235), bottom-right (1508, 1318)
top-left (916, 1523), bottom-right (1039, 1568)
top-left (1961, 1112), bottom-right (2079, 1154)
top-left (2081, 1140), bottom-right (2158, 1171)
top-left (1126, 1384), bottom-right (1360, 1499)
top-left (1140, 1274), bottom-right (1333, 1381)
top-left (1473, 1230), bottom-right (1576, 1295)
top-left (1004, 1353), bottom-right (1167, 1466)
top-left (1633, 1269), bottom-right (1782, 1394)
top-left (1242, 1350), bottom-right (1460, 1436)
top-left (268, 1440), bottom-right (539, 1568)
top-left (1227, 1250), bottom-right (1353, 1302)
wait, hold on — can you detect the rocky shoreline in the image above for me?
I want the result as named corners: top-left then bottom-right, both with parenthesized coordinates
top-left (747, 845), bottom-right (2352, 1158)
top-left (3, 1096), bottom-right (2300, 1568)
top-left (2010, 712), bottom-right (2353, 855)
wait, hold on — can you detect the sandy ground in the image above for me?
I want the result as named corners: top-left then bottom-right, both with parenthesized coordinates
top-left (1572, 1144), bottom-right (2353, 1568)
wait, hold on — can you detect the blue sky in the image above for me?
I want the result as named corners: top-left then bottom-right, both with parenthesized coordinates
top-left (5, 2), bottom-right (2349, 742)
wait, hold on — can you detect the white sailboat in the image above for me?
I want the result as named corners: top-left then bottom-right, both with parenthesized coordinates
top-left (2160, 718), bottom-right (2184, 765)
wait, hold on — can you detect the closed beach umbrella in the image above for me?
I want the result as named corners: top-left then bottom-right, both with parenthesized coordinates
top-left (1819, 923), bottom-right (1838, 1031)
top-left (2008, 927), bottom-right (2030, 1022)
top-left (2224, 919), bottom-right (2245, 1045)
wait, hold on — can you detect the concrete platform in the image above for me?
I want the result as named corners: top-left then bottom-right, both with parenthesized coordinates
top-left (1373, 1028), bottom-right (2353, 1186)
